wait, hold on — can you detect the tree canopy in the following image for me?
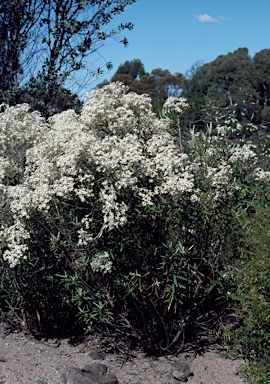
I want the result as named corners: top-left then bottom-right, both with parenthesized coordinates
top-left (183, 48), bottom-right (270, 127)
top-left (102, 59), bottom-right (187, 111)
top-left (0, 0), bottom-right (137, 116)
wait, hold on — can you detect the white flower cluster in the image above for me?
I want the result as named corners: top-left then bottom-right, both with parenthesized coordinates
top-left (162, 97), bottom-right (189, 115)
top-left (0, 104), bottom-right (48, 183)
top-left (90, 251), bottom-right (112, 274)
top-left (81, 82), bottom-right (165, 139)
top-left (100, 182), bottom-right (128, 230)
top-left (252, 167), bottom-right (270, 182)
top-left (216, 125), bottom-right (230, 137)
top-left (189, 127), bottom-right (260, 202)
top-left (0, 219), bottom-right (30, 267)
top-left (229, 144), bottom-right (257, 164)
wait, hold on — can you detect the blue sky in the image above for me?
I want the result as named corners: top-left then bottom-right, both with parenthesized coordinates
top-left (88, 0), bottom-right (270, 88)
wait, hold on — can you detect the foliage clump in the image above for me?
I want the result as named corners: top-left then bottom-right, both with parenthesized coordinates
top-left (223, 197), bottom-right (270, 384)
top-left (182, 47), bottom-right (270, 128)
top-left (0, 83), bottom-right (269, 357)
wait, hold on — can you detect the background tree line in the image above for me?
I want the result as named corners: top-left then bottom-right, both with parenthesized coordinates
top-left (98, 58), bottom-right (187, 111)
top-left (103, 48), bottom-right (270, 128)
top-left (1, 0), bottom-right (270, 128)
top-left (183, 47), bottom-right (270, 128)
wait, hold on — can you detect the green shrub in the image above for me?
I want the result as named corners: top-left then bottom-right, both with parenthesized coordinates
top-left (242, 359), bottom-right (270, 384)
top-left (226, 191), bottom-right (270, 383)
top-left (0, 239), bottom-right (83, 337)
top-left (1, 83), bottom-right (269, 354)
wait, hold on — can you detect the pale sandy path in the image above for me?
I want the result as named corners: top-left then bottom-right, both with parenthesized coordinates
top-left (0, 330), bottom-right (247, 384)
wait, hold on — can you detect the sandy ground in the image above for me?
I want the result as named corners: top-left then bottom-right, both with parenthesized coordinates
top-left (0, 328), bottom-right (247, 384)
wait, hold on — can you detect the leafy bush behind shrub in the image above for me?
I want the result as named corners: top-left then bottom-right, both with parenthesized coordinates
top-left (226, 191), bottom-right (270, 383)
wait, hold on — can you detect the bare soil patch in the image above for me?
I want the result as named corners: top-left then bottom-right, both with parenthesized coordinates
top-left (0, 326), bottom-right (247, 384)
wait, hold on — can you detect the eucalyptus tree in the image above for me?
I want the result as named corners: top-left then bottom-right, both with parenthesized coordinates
top-left (109, 59), bottom-right (186, 111)
top-left (206, 48), bottom-right (256, 116)
top-left (0, 0), bottom-right (137, 115)
top-left (115, 58), bottom-right (146, 80)
top-left (183, 49), bottom-right (260, 125)
top-left (0, 0), bottom-right (45, 100)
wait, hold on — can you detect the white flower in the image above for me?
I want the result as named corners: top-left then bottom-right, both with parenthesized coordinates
top-left (253, 168), bottom-right (270, 181)
top-left (229, 144), bottom-right (257, 164)
top-left (90, 251), bottom-right (112, 274)
top-left (162, 97), bottom-right (189, 115)
top-left (1, 219), bottom-right (30, 267)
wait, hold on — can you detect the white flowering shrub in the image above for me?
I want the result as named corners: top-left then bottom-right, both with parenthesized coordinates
top-left (0, 83), bottom-right (269, 352)
top-left (1, 83), bottom-right (195, 267)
